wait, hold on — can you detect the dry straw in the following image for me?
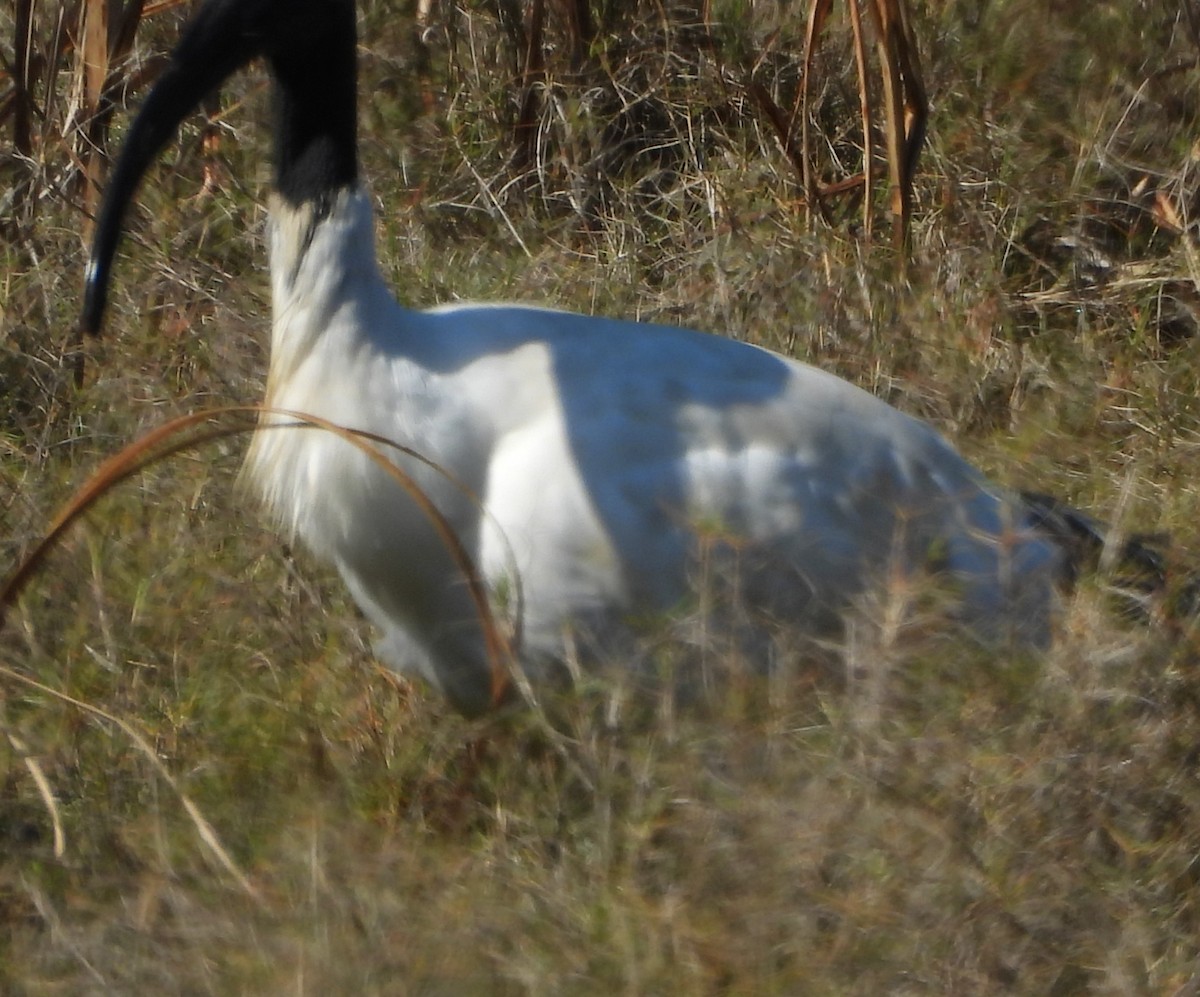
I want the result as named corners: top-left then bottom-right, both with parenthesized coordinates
top-left (0, 406), bottom-right (518, 893)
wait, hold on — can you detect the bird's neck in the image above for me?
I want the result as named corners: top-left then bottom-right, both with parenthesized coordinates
top-left (268, 13), bottom-right (359, 209)
top-left (261, 2), bottom-right (367, 373)
top-left (265, 187), bottom-right (394, 394)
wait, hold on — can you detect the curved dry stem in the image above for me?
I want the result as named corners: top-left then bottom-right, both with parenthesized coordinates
top-left (262, 408), bottom-right (515, 706)
top-left (1, 405), bottom-right (515, 705)
top-left (0, 404), bottom-right (522, 892)
top-left (1, 410), bottom-right (254, 616)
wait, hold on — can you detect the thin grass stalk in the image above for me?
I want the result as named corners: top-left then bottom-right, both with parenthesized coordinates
top-left (78, 0), bottom-right (111, 222)
top-left (4, 729), bottom-right (65, 859)
top-left (848, 0), bottom-right (873, 241)
top-left (514, 0), bottom-right (546, 170)
top-left (39, 1), bottom-right (79, 163)
top-left (800, 0), bottom-right (834, 228)
top-left (867, 0), bottom-right (926, 255)
top-left (891, 0), bottom-right (926, 189)
top-left (748, 79), bottom-right (808, 199)
top-left (867, 0), bottom-right (908, 253)
top-left (0, 663), bottom-right (257, 898)
top-left (79, 0), bottom-right (150, 235)
top-left (560, 0), bottom-right (594, 70)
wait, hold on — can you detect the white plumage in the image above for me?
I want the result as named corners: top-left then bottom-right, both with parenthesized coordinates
top-left (246, 191), bottom-right (1060, 713)
top-left (86, 0), bottom-right (1062, 716)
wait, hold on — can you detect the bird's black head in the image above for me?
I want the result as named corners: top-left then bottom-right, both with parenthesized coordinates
top-left (82, 0), bottom-right (358, 337)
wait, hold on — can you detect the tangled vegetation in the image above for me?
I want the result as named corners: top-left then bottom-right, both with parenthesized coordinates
top-left (3, 0), bottom-right (1200, 991)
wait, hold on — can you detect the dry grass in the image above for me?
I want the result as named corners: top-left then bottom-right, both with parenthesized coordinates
top-left (4, 0), bottom-right (1200, 992)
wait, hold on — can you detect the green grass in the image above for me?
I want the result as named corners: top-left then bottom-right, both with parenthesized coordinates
top-left (3, 0), bottom-right (1200, 991)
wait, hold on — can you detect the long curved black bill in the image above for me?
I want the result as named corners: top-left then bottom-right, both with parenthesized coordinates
top-left (81, 0), bottom-right (269, 337)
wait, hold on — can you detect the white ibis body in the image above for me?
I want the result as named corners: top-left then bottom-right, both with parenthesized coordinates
top-left (83, 0), bottom-right (1061, 716)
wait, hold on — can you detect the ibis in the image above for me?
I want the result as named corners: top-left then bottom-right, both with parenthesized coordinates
top-left (86, 0), bottom-right (1116, 716)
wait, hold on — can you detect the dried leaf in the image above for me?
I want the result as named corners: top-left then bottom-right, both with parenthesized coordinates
top-left (1152, 190), bottom-right (1185, 234)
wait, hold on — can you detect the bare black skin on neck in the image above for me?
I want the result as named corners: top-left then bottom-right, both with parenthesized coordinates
top-left (82, 0), bottom-right (359, 336)
top-left (269, 2), bottom-right (358, 207)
